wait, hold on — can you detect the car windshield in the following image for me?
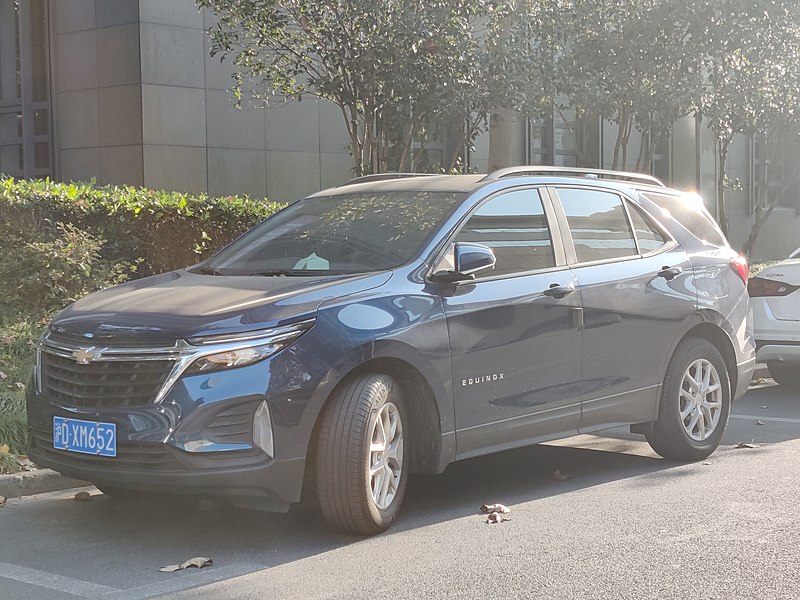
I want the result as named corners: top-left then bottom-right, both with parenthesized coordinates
top-left (200, 191), bottom-right (465, 276)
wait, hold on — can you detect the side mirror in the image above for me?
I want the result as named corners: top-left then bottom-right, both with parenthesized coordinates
top-left (431, 243), bottom-right (496, 283)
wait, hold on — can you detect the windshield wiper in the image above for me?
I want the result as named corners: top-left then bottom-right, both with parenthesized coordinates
top-left (248, 269), bottom-right (351, 277)
top-left (196, 265), bottom-right (226, 276)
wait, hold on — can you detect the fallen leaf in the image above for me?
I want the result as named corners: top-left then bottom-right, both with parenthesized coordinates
top-left (480, 503), bottom-right (510, 514)
top-left (74, 491), bottom-right (92, 502)
top-left (750, 378), bottom-right (768, 386)
top-left (13, 382), bottom-right (25, 391)
top-left (181, 557), bottom-right (213, 570)
top-left (702, 461), bottom-right (712, 465)
top-left (761, 406), bottom-right (769, 409)
top-left (734, 442), bottom-right (759, 449)
top-left (160, 557), bottom-right (213, 573)
top-left (486, 511), bottom-right (511, 524)
top-left (756, 420), bottom-right (765, 426)
top-left (159, 565), bottom-right (182, 573)
top-left (0, 371), bottom-right (6, 380)
top-left (0, 444), bottom-right (9, 457)
top-left (0, 496), bottom-right (6, 507)
top-left (552, 469), bottom-right (571, 481)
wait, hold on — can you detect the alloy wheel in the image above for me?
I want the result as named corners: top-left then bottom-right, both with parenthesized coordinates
top-left (367, 402), bottom-right (404, 510)
top-left (679, 358), bottom-right (722, 442)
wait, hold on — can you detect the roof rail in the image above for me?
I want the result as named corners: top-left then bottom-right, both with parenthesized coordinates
top-left (480, 166), bottom-right (665, 188)
top-left (341, 173), bottom-right (439, 187)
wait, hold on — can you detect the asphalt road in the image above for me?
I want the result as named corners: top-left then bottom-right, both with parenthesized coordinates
top-left (2, 380), bottom-right (799, 600)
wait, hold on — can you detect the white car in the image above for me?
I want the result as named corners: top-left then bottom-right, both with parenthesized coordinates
top-left (749, 247), bottom-right (800, 388)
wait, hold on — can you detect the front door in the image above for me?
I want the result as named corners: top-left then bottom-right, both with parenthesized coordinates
top-left (439, 187), bottom-right (583, 459)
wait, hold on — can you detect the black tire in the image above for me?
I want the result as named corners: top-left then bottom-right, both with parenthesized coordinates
top-left (646, 337), bottom-right (731, 461)
top-left (314, 373), bottom-right (409, 535)
top-left (767, 362), bottom-right (800, 390)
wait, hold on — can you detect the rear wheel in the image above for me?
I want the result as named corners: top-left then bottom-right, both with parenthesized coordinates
top-left (314, 373), bottom-right (408, 535)
top-left (646, 337), bottom-right (731, 461)
top-left (767, 362), bottom-right (800, 390)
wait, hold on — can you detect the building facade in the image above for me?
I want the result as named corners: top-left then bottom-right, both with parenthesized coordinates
top-left (2, 0), bottom-right (799, 259)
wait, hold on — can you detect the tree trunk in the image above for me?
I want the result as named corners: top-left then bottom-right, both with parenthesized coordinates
top-left (612, 113), bottom-right (632, 170)
top-left (742, 201), bottom-right (776, 258)
top-left (717, 137), bottom-right (731, 237)
top-left (488, 107), bottom-right (515, 172)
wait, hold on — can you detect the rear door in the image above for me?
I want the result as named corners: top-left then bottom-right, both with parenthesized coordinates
top-left (438, 187), bottom-right (583, 458)
top-left (550, 186), bottom-right (697, 432)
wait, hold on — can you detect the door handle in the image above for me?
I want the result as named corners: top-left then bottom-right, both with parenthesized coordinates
top-left (657, 266), bottom-right (682, 281)
top-left (543, 283), bottom-right (575, 299)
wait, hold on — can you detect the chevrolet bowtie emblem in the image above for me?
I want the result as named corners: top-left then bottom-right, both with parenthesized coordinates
top-left (72, 347), bottom-right (102, 365)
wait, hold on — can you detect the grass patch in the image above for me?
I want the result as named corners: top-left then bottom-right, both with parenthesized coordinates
top-left (0, 317), bottom-right (40, 455)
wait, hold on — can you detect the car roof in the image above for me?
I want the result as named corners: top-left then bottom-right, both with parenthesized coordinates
top-left (311, 168), bottom-right (687, 198)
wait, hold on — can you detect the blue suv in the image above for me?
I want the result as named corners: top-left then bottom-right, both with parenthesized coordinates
top-left (27, 167), bottom-right (755, 534)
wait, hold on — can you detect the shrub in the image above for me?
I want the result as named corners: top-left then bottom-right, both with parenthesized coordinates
top-left (0, 319), bottom-right (39, 455)
top-left (0, 177), bottom-right (284, 279)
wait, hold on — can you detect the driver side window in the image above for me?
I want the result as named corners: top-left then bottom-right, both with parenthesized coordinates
top-left (454, 189), bottom-right (556, 278)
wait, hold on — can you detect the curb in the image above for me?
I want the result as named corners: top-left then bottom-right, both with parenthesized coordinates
top-left (0, 469), bottom-right (88, 499)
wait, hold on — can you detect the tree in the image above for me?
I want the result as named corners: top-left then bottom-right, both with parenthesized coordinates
top-left (695, 0), bottom-right (800, 236)
top-left (556, 0), bottom-right (703, 172)
top-left (198, 0), bottom-right (496, 176)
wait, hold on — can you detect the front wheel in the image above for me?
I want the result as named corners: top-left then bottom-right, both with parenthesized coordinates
top-left (314, 373), bottom-right (409, 535)
top-left (646, 337), bottom-right (731, 461)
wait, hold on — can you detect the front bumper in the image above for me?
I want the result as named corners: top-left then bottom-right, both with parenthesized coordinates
top-left (27, 336), bottom-right (329, 510)
top-left (28, 440), bottom-right (304, 511)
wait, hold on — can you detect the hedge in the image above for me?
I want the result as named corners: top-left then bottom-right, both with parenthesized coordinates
top-left (0, 177), bottom-right (284, 316)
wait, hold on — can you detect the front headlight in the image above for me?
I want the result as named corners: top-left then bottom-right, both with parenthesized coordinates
top-left (185, 319), bottom-right (314, 374)
top-left (185, 344), bottom-right (281, 374)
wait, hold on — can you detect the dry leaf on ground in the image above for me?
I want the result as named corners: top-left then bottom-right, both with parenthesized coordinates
top-left (480, 503), bottom-right (510, 514)
top-left (734, 442), bottom-right (759, 449)
top-left (0, 371), bottom-right (6, 380)
top-left (74, 491), bottom-right (92, 502)
top-left (756, 420), bottom-right (765, 426)
top-left (486, 512), bottom-right (511, 524)
top-left (552, 469), bottom-right (571, 481)
top-left (160, 557), bottom-right (213, 573)
top-left (13, 382), bottom-right (25, 391)
top-left (0, 496), bottom-right (6, 508)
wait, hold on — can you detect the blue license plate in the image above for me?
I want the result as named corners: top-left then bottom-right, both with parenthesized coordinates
top-left (53, 416), bottom-right (117, 457)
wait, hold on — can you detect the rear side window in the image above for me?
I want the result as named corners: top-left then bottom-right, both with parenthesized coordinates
top-left (640, 191), bottom-right (727, 247)
top-left (626, 202), bottom-right (670, 253)
top-left (556, 188), bottom-right (637, 263)
top-left (454, 188), bottom-right (556, 277)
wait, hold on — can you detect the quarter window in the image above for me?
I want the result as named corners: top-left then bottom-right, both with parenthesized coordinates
top-left (557, 188), bottom-right (637, 263)
top-left (626, 202), bottom-right (669, 254)
top-left (454, 189), bottom-right (556, 277)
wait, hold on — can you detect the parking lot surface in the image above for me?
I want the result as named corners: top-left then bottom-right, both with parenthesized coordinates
top-left (2, 380), bottom-right (799, 599)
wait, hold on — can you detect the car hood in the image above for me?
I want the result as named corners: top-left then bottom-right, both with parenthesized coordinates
top-left (49, 269), bottom-right (393, 344)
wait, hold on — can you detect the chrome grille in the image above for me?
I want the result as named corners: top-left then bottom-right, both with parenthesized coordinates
top-left (41, 352), bottom-right (174, 408)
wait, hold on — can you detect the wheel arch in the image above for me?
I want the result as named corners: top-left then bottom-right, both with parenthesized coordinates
top-left (300, 344), bottom-right (453, 505)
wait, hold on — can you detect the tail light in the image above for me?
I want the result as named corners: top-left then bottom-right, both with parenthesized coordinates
top-left (748, 277), bottom-right (799, 297)
top-left (731, 255), bottom-right (749, 283)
